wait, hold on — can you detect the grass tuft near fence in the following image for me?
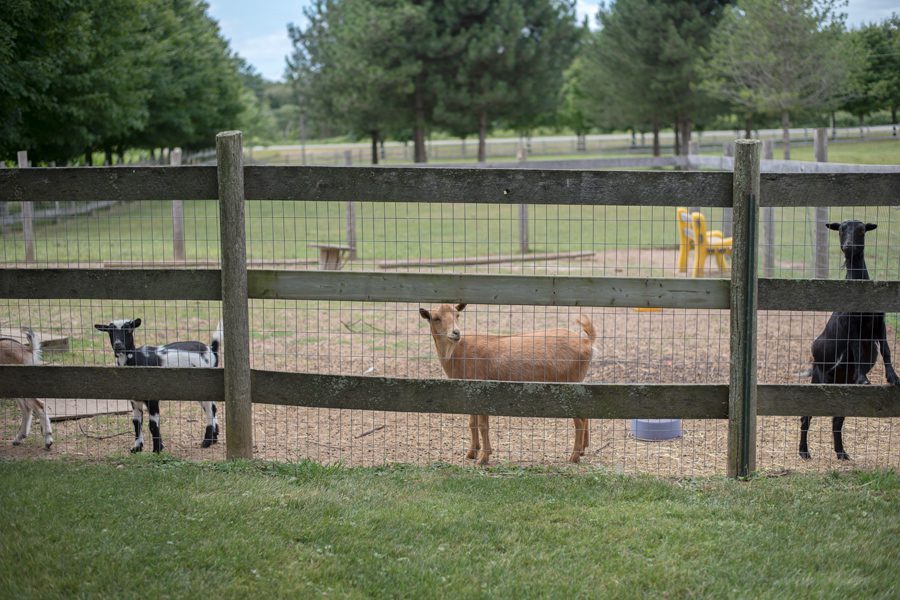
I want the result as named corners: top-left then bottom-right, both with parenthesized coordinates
top-left (2, 458), bottom-right (898, 598)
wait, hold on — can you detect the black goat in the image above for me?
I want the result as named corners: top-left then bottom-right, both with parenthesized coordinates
top-left (800, 220), bottom-right (900, 460)
top-left (94, 319), bottom-right (222, 453)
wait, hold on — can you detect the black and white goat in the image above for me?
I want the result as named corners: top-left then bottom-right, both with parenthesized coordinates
top-left (800, 220), bottom-right (900, 460)
top-left (94, 319), bottom-right (223, 453)
top-left (1, 330), bottom-right (53, 449)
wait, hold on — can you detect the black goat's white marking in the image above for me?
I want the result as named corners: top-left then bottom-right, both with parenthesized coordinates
top-left (95, 319), bottom-right (223, 453)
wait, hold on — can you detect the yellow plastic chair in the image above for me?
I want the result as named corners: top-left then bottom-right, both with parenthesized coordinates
top-left (676, 207), bottom-right (732, 277)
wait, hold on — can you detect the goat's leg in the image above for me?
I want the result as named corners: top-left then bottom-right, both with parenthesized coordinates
top-left (582, 418), bottom-right (589, 452)
top-left (832, 416), bottom-right (849, 460)
top-left (476, 415), bottom-right (492, 466)
top-left (13, 398), bottom-right (33, 446)
top-left (466, 414), bottom-right (480, 459)
top-left (799, 416), bottom-right (812, 459)
top-left (569, 418), bottom-right (584, 463)
top-left (130, 401), bottom-right (144, 453)
top-left (147, 401), bottom-right (163, 453)
top-left (200, 401), bottom-right (218, 448)
top-left (31, 399), bottom-right (52, 449)
top-left (876, 323), bottom-right (899, 385)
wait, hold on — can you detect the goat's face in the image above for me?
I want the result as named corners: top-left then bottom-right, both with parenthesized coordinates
top-left (94, 318), bottom-right (142, 354)
top-left (419, 304), bottom-right (466, 342)
top-left (827, 220), bottom-right (876, 256)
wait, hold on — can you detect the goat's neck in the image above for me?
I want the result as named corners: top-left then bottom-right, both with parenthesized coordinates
top-left (430, 333), bottom-right (461, 371)
top-left (844, 253), bottom-right (870, 280)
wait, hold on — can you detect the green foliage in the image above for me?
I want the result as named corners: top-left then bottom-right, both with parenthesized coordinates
top-left (2, 459), bottom-right (899, 597)
top-left (0, 0), bottom-right (243, 162)
top-left (842, 17), bottom-right (900, 123)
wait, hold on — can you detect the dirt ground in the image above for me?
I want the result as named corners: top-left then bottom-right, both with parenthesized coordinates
top-left (2, 248), bottom-right (898, 476)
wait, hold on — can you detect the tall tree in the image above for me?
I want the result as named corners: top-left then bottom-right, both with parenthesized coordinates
top-left (433, 0), bottom-right (580, 162)
top-left (703, 0), bottom-right (852, 158)
top-left (842, 16), bottom-right (900, 136)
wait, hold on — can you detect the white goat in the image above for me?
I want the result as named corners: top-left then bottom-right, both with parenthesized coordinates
top-left (1, 330), bottom-right (53, 449)
top-left (419, 304), bottom-right (596, 465)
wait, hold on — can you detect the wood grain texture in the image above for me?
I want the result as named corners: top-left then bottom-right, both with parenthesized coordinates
top-left (758, 385), bottom-right (900, 417)
top-left (728, 140), bottom-right (760, 477)
top-left (247, 271), bottom-right (731, 308)
top-left (0, 365), bottom-right (223, 402)
top-left (242, 166), bottom-right (734, 206)
top-left (759, 279), bottom-right (900, 312)
top-left (250, 371), bottom-right (729, 418)
top-left (0, 166), bottom-right (218, 202)
top-left (0, 269), bottom-right (221, 300)
top-left (761, 173), bottom-right (900, 206)
top-left (217, 131), bottom-right (253, 459)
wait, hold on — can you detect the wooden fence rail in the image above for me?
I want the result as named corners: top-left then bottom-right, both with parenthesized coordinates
top-left (2, 132), bottom-right (899, 477)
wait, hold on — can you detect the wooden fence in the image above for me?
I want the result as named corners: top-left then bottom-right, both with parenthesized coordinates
top-left (1, 132), bottom-right (899, 477)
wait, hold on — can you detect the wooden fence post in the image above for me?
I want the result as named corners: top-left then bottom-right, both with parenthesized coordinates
top-left (343, 151), bottom-right (357, 259)
top-left (728, 139), bottom-right (760, 478)
top-left (762, 140), bottom-right (775, 277)
top-left (813, 129), bottom-right (829, 279)
top-left (171, 148), bottom-right (185, 261)
top-left (18, 151), bottom-right (35, 262)
top-left (216, 131), bottom-right (253, 460)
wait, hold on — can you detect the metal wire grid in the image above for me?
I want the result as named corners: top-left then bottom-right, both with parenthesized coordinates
top-left (1, 197), bottom-right (897, 476)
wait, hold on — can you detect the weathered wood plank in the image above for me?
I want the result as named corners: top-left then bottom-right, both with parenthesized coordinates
top-left (758, 385), bottom-right (900, 417)
top-left (247, 271), bottom-right (732, 309)
top-left (3, 367), bottom-right (898, 418)
top-left (728, 140), bottom-right (760, 478)
top-left (243, 166), bottom-right (734, 206)
top-left (0, 167), bottom-right (218, 202)
top-left (761, 173), bottom-right (900, 207)
top-left (218, 131), bottom-right (254, 460)
top-left (759, 279), bottom-right (900, 312)
top-left (0, 365), bottom-right (223, 402)
top-left (378, 250), bottom-right (595, 269)
top-left (0, 269), bottom-right (221, 300)
top-left (251, 371), bottom-right (729, 418)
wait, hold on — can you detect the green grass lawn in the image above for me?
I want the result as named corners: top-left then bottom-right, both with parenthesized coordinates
top-left (1, 458), bottom-right (898, 598)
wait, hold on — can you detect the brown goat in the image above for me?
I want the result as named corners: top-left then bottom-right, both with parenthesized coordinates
top-left (0, 331), bottom-right (52, 449)
top-left (419, 304), bottom-right (595, 465)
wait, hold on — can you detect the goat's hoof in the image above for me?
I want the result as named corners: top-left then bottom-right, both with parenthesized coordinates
top-left (44, 441), bottom-right (53, 450)
top-left (569, 453), bottom-right (581, 464)
top-left (131, 445), bottom-right (143, 453)
top-left (12, 439), bottom-right (23, 446)
top-left (201, 439), bottom-right (214, 449)
top-left (465, 450), bottom-right (478, 460)
top-left (799, 451), bottom-right (811, 460)
top-left (836, 452), bottom-right (850, 460)
top-left (476, 453), bottom-right (491, 466)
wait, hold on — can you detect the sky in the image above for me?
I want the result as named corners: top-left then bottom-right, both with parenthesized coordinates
top-left (207, 0), bottom-right (900, 83)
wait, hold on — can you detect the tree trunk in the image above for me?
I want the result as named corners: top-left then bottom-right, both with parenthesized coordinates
top-left (892, 105), bottom-right (897, 137)
top-left (116, 147), bottom-right (125, 164)
top-left (652, 121), bottom-right (660, 157)
top-left (680, 117), bottom-right (692, 156)
top-left (104, 148), bottom-right (113, 166)
top-left (370, 131), bottom-right (379, 165)
top-left (781, 110), bottom-right (791, 160)
top-left (744, 115), bottom-right (752, 139)
top-left (831, 111), bottom-right (837, 139)
top-left (673, 122), bottom-right (680, 156)
top-left (413, 77), bottom-right (427, 163)
top-left (85, 148), bottom-right (93, 166)
top-left (477, 110), bottom-right (487, 163)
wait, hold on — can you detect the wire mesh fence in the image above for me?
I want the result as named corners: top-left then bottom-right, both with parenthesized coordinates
top-left (1, 188), bottom-right (897, 475)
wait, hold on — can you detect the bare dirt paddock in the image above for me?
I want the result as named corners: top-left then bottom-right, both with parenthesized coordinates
top-left (2, 249), bottom-right (898, 476)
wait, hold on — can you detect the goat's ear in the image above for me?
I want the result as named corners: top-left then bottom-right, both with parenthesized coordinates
top-left (419, 308), bottom-right (431, 321)
top-left (826, 223), bottom-right (840, 231)
top-left (456, 304), bottom-right (467, 312)
top-left (865, 223), bottom-right (877, 231)
top-left (94, 324), bottom-right (110, 332)
top-left (130, 318), bottom-right (142, 329)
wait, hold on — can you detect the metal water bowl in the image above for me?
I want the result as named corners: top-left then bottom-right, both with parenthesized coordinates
top-left (630, 419), bottom-right (683, 441)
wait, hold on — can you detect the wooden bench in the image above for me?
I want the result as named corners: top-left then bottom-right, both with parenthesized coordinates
top-left (676, 207), bottom-right (732, 278)
top-left (307, 244), bottom-right (354, 270)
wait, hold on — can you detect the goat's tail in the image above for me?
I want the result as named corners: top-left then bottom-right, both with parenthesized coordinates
top-left (25, 328), bottom-right (42, 365)
top-left (210, 320), bottom-right (223, 367)
top-left (576, 315), bottom-right (597, 343)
